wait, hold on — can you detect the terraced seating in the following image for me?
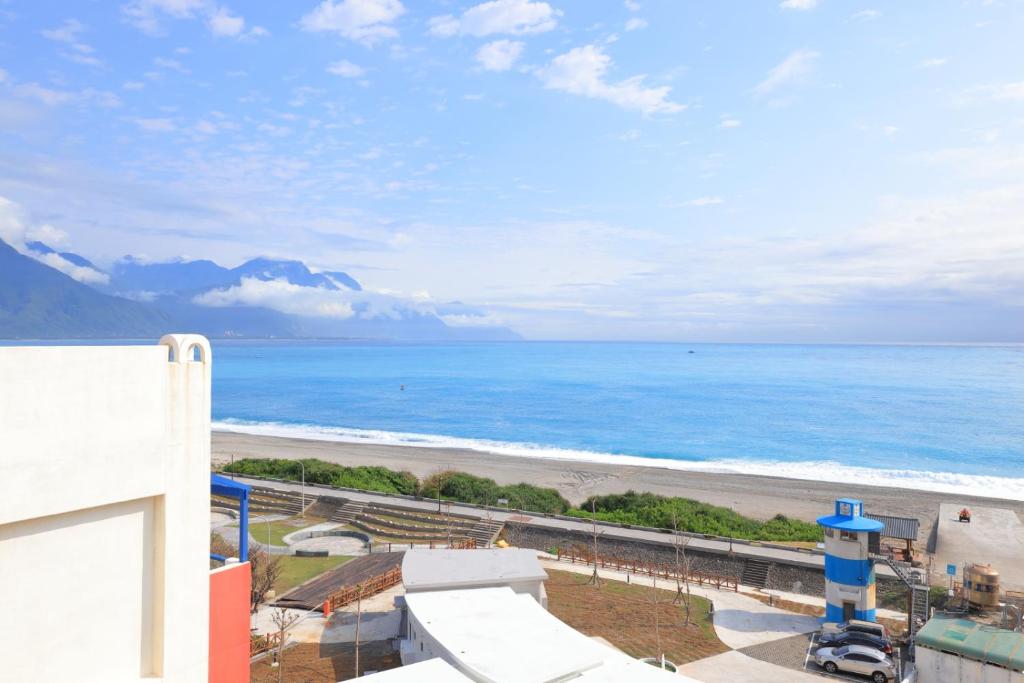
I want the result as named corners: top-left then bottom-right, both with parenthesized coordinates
top-left (211, 486), bottom-right (306, 516)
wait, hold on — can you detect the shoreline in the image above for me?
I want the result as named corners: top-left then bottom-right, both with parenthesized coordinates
top-left (212, 430), bottom-right (1024, 546)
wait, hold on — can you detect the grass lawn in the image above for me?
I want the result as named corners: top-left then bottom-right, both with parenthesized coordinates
top-left (544, 569), bottom-right (728, 665)
top-left (230, 515), bottom-right (324, 547)
top-left (274, 555), bottom-right (353, 595)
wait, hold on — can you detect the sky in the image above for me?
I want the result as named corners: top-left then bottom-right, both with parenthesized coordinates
top-left (0, 0), bottom-right (1023, 341)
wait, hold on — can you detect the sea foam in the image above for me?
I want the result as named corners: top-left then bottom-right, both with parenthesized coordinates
top-left (214, 419), bottom-right (1024, 502)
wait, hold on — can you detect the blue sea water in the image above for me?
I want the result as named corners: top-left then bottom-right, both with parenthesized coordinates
top-left (211, 342), bottom-right (1024, 500)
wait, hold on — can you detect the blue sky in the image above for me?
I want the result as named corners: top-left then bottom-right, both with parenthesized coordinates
top-left (0, 0), bottom-right (1022, 341)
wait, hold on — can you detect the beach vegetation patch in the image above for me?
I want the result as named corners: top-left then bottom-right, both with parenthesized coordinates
top-left (223, 458), bottom-right (418, 496)
top-left (421, 470), bottom-right (571, 514)
top-left (567, 491), bottom-right (822, 542)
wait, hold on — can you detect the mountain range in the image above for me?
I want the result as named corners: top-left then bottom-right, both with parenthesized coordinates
top-left (0, 238), bottom-right (519, 341)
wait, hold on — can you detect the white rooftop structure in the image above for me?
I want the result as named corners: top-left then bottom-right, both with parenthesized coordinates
top-left (402, 548), bottom-right (548, 606)
top-left (360, 658), bottom-right (473, 681)
top-left (401, 586), bottom-right (695, 683)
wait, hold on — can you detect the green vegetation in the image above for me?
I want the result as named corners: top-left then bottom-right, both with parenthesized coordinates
top-left (565, 491), bottom-right (822, 542)
top-left (421, 471), bottom-right (571, 514)
top-left (220, 458), bottom-right (819, 541)
top-left (274, 555), bottom-right (352, 594)
top-left (223, 458), bottom-right (418, 495)
top-left (230, 517), bottom-right (321, 547)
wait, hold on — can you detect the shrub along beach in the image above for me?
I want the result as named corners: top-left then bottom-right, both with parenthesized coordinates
top-left (222, 457), bottom-right (820, 542)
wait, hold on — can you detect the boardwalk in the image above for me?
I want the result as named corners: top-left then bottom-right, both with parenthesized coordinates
top-left (274, 552), bottom-right (405, 611)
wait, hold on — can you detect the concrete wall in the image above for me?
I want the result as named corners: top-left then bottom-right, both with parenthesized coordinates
top-left (0, 335), bottom-right (212, 682)
top-left (916, 646), bottom-right (1024, 683)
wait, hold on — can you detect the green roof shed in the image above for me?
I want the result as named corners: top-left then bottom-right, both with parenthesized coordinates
top-left (916, 617), bottom-right (1024, 672)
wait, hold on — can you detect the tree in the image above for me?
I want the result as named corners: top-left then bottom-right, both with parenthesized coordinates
top-left (249, 546), bottom-right (283, 613)
top-left (671, 514), bottom-right (693, 626)
top-left (270, 608), bottom-right (301, 683)
top-left (587, 499), bottom-right (604, 587)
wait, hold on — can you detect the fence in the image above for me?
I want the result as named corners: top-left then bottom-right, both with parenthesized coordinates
top-left (326, 566), bottom-right (403, 611)
top-left (556, 545), bottom-right (739, 592)
top-left (250, 631), bottom-right (283, 657)
top-left (371, 537), bottom-right (477, 553)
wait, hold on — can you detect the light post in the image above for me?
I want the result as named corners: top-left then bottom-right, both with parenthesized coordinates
top-left (298, 461), bottom-right (306, 518)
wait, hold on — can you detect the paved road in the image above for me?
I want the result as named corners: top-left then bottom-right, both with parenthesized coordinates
top-left (227, 475), bottom-right (906, 579)
top-left (934, 502), bottom-right (1024, 591)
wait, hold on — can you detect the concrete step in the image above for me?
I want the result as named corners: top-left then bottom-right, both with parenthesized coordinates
top-left (741, 558), bottom-right (772, 589)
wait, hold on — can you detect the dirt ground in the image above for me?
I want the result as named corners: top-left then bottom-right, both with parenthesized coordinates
top-left (544, 569), bottom-right (729, 665)
top-left (250, 640), bottom-right (400, 682)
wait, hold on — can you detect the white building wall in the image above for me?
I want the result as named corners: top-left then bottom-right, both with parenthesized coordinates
top-left (916, 646), bottom-right (1024, 683)
top-left (0, 335), bottom-right (212, 683)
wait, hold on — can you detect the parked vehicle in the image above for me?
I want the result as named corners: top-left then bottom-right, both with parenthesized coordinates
top-left (821, 619), bottom-right (890, 640)
top-left (819, 629), bottom-right (893, 654)
top-left (815, 644), bottom-right (896, 683)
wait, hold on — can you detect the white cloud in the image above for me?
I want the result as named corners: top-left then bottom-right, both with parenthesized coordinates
top-left (133, 117), bottom-right (176, 132)
top-left (194, 119), bottom-right (218, 135)
top-left (918, 57), bottom-right (947, 69)
top-left (624, 17), bottom-right (647, 31)
top-left (780, 0), bottom-right (817, 9)
top-left (194, 277), bottom-right (356, 318)
top-left (682, 196), bottom-right (724, 206)
top-left (624, 0), bottom-right (642, 10)
top-left (207, 6), bottom-right (245, 36)
top-left (299, 0), bottom-right (405, 45)
top-left (0, 196), bottom-right (109, 285)
top-left (475, 40), bottom-right (524, 72)
top-left (41, 18), bottom-right (86, 43)
top-left (988, 82), bottom-right (1024, 101)
top-left (718, 117), bottom-right (741, 128)
top-left (327, 59), bottom-right (366, 78)
top-left (754, 48), bottom-right (819, 96)
top-left (122, 0), bottom-right (253, 38)
top-left (123, 81), bottom-right (146, 90)
top-left (429, 0), bottom-right (559, 38)
top-left (538, 45), bottom-right (685, 115)
top-left (0, 68), bottom-right (7, 83)
top-left (10, 83), bottom-right (121, 109)
top-left (851, 9), bottom-right (880, 20)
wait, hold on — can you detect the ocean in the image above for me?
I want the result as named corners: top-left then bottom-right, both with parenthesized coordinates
top-left (211, 341), bottom-right (1024, 501)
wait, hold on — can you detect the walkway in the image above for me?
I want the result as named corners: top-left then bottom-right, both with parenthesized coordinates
top-left (229, 475), bottom-right (901, 577)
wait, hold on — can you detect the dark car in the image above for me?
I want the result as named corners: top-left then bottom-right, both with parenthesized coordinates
top-left (819, 629), bottom-right (893, 654)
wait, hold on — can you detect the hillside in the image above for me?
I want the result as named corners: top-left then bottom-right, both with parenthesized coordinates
top-left (0, 239), bottom-right (172, 338)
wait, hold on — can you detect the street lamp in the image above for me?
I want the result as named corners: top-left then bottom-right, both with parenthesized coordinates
top-left (298, 461), bottom-right (306, 518)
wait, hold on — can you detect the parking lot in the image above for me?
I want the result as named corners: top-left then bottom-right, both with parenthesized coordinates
top-left (740, 631), bottom-right (905, 682)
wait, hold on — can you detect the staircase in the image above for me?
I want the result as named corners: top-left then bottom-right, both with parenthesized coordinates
top-left (741, 558), bottom-right (772, 589)
top-left (878, 556), bottom-right (930, 636)
top-left (331, 501), bottom-right (366, 525)
top-left (467, 520), bottom-right (505, 548)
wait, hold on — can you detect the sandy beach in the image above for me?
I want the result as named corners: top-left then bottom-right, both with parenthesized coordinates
top-left (212, 430), bottom-right (1024, 548)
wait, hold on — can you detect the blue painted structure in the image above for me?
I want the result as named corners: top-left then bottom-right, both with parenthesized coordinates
top-left (817, 498), bottom-right (884, 623)
top-left (211, 473), bottom-right (251, 562)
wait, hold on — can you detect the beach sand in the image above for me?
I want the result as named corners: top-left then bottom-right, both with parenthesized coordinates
top-left (212, 430), bottom-right (1024, 548)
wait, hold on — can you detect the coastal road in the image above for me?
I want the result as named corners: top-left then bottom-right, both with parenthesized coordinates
top-left (225, 474), bottom-right (903, 580)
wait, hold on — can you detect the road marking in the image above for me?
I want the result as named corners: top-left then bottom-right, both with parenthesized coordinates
top-left (804, 632), bottom-right (816, 669)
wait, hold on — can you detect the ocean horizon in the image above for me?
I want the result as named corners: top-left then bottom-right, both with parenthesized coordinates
top-left (207, 340), bottom-right (1024, 501)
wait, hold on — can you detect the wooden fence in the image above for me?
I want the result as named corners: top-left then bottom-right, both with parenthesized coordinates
top-left (555, 545), bottom-right (738, 592)
top-left (326, 566), bottom-right (403, 611)
top-left (373, 537), bottom-right (477, 553)
top-left (250, 631), bottom-right (283, 657)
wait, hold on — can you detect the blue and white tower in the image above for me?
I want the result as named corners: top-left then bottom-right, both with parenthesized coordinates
top-left (817, 498), bottom-right (884, 623)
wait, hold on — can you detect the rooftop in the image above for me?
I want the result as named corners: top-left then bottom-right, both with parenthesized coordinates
top-left (817, 498), bottom-right (884, 532)
top-left (360, 658), bottom-right (472, 681)
top-left (403, 586), bottom-right (688, 682)
top-left (916, 616), bottom-right (1024, 671)
top-left (864, 513), bottom-right (919, 541)
top-left (402, 548), bottom-right (547, 591)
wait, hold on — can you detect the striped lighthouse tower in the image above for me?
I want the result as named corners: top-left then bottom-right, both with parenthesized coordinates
top-left (817, 498), bottom-right (884, 623)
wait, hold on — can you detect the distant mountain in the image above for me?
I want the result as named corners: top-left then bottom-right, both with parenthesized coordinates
top-left (0, 241), bottom-right (519, 341)
top-left (108, 255), bottom-right (362, 296)
top-left (0, 238), bottom-right (172, 338)
top-left (26, 241), bottom-right (100, 270)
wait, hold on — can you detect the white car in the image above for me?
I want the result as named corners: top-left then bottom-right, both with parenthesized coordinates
top-left (815, 644), bottom-right (896, 683)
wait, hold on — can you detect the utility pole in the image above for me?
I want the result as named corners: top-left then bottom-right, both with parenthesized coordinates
top-left (354, 588), bottom-right (362, 678)
top-left (587, 499), bottom-right (603, 587)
